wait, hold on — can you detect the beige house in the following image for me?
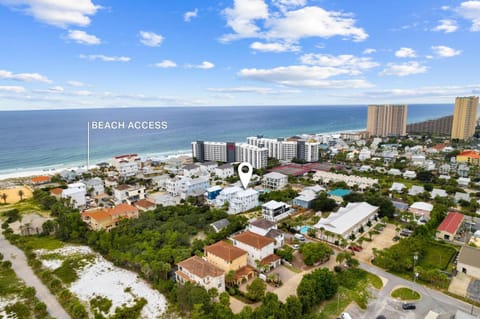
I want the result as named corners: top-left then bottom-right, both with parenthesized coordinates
top-left (81, 203), bottom-right (139, 231)
top-left (176, 256), bottom-right (225, 293)
top-left (204, 241), bottom-right (255, 285)
top-left (457, 246), bottom-right (480, 279)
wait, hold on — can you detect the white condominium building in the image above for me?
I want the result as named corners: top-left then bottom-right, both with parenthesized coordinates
top-left (235, 143), bottom-right (268, 169)
top-left (192, 141), bottom-right (228, 162)
top-left (247, 136), bottom-right (319, 162)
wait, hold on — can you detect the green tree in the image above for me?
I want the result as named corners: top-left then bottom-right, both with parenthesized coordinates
top-left (1, 193), bottom-right (7, 204)
top-left (18, 189), bottom-right (24, 201)
top-left (246, 278), bottom-right (266, 301)
top-left (300, 242), bottom-right (333, 266)
top-left (297, 268), bottom-right (338, 312)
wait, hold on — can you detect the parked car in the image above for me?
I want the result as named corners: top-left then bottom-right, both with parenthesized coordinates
top-left (340, 312), bottom-right (352, 319)
top-left (376, 316), bottom-right (386, 319)
top-left (402, 303), bottom-right (416, 310)
top-left (294, 233), bottom-right (306, 241)
top-left (293, 244), bottom-right (300, 250)
top-left (392, 236), bottom-right (400, 242)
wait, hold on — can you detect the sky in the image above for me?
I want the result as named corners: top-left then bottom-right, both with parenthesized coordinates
top-left (0, 0), bottom-right (479, 110)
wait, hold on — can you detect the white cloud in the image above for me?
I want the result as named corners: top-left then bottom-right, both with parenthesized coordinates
top-left (153, 60), bottom-right (177, 68)
top-left (433, 19), bottom-right (458, 33)
top-left (66, 30), bottom-right (100, 45)
top-left (395, 47), bottom-right (416, 58)
top-left (67, 80), bottom-right (86, 87)
top-left (79, 54), bottom-right (131, 62)
top-left (380, 61), bottom-right (427, 76)
top-left (0, 69), bottom-right (51, 83)
top-left (0, 0), bottom-right (100, 28)
top-left (431, 45), bottom-right (462, 57)
top-left (207, 87), bottom-right (300, 94)
top-left (456, 1), bottom-right (480, 31)
top-left (139, 31), bottom-right (164, 47)
top-left (266, 6), bottom-right (368, 42)
top-left (221, 0), bottom-right (269, 41)
top-left (33, 86), bottom-right (64, 94)
top-left (238, 65), bottom-right (374, 89)
top-left (188, 61), bottom-right (215, 69)
top-left (73, 90), bottom-right (92, 96)
top-left (362, 48), bottom-right (376, 54)
top-left (272, 0), bottom-right (306, 12)
top-left (250, 41), bottom-right (300, 52)
top-left (0, 85), bottom-right (25, 93)
top-left (299, 53), bottom-right (379, 73)
top-left (184, 8), bottom-right (198, 22)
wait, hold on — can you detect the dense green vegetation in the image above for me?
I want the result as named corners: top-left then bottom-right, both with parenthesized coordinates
top-left (259, 187), bottom-right (298, 203)
top-left (299, 242), bottom-right (333, 266)
top-left (310, 193), bottom-right (338, 212)
top-left (343, 191), bottom-right (395, 218)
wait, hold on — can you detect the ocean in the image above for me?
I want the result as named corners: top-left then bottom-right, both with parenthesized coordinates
top-left (0, 104), bottom-right (454, 175)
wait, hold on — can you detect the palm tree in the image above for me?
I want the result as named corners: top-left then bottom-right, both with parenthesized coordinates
top-left (1, 193), bottom-right (7, 204)
top-left (319, 227), bottom-right (325, 240)
top-left (18, 189), bottom-right (24, 201)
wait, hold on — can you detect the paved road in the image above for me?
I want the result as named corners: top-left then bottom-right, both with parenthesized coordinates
top-left (346, 262), bottom-right (478, 319)
top-left (0, 230), bottom-right (70, 319)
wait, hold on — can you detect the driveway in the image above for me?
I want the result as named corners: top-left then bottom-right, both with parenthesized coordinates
top-left (0, 230), bottom-right (70, 319)
top-left (347, 262), bottom-right (478, 319)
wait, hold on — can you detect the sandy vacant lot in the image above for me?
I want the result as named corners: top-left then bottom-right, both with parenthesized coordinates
top-left (0, 186), bottom-right (32, 204)
top-left (355, 223), bottom-right (397, 263)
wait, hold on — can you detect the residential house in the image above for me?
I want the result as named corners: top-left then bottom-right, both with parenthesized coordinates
top-left (387, 168), bottom-right (401, 176)
top-left (408, 185), bottom-right (425, 196)
top-left (182, 164), bottom-right (201, 177)
top-left (62, 182), bottom-right (86, 208)
top-left (204, 241), bottom-right (255, 285)
top-left (31, 175), bottom-right (51, 186)
top-left (214, 164), bottom-right (235, 179)
top-left (403, 170), bottom-right (417, 179)
top-left (262, 200), bottom-right (293, 222)
top-left (248, 218), bottom-right (284, 249)
top-left (205, 186), bottom-right (222, 201)
top-left (431, 188), bottom-right (448, 199)
top-left (358, 148), bottom-right (371, 161)
top-left (458, 164), bottom-right (470, 177)
top-left (390, 182), bottom-right (406, 193)
top-left (409, 202), bottom-right (433, 219)
top-left (199, 162), bottom-right (218, 175)
top-left (216, 187), bottom-right (259, 214)
top-left (439, 164), bottom-right (451, 175)
top-left (49, 188), bottom-right (63, 199)
top-left (232, 231), bottom-right (280, 271)
top-left (292, 189), bottom-right (316, 209)
top-left (457, 246), bottom-right (480, 279)
top-left (210, 218), bottom-right (230, 233)
top-left (457, 150), bottom-right (480, 166)
top-left (84, 177), bottom-right (105, 196)
top-left (455, 192), bottom-right (471, 204)
top-left (148, 193), bottom-right (177, 206)
top-left (176, 256), bottom-right (225, 293)
top-left (111, 154), bottom-right (141, 177)
top-left (166, 176), bottom-right (210, 199)
top-left (113, 184), bottom-right (145, 205)
top-left (458, 177), bottom-right (471, 187)
top-left (81, 203), bottom-right (139, 231)
top-left (262, 172), bottom-right (288, 190)
top-left (134, 199), bottom-right (156, 212)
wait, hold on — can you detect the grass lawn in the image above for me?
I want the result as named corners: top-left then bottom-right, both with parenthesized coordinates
top-left (0, 198), bottom-right (49, 216)
top-left (24, 236), bottom-right (64, 250)
top-left (391, 287), bottom-right (421, 300)
top-left (0, 263), bottom-right (24, 297)
top-left (419, 242), bottom-right (456, 270)
top-left (367, 273), bottom-right (383, 289)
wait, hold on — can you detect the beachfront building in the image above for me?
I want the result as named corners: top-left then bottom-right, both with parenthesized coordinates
top-left (214, 164), bottom-right (234, 179)
top-left (111, 154), bottom-right (141, 177)
top-left (436, 212), bottom-right (464, 241)
top-left (314, 202), bottom-right (379, 241)
top-left (451, 96), bottom-right (479, 140)
top-left (262, 172), bottom-right (288, 190)
top-left (246, 136), bottom-right (319, 162)
top-left (62, 182), bottom-right (86, 208)
top-left (166, 176), bottom-right (210, 199)
top-left (367, 104), bottom-right (408, 137)
top-left (113, 184), bottom-right (145, 205)
top-left (81, 203), bottom-right (139, 231)
top-left (176, 256), bottom-right (225, 293)
top-left (312, 171), bottom-right (377, 190)
top-left (261, 200), bottom-right (293, 222)
top-left (84, 177), bottom-right (105, 196)
top-left (204, 241), bottom-right (255, 286)
top-left (247, 218), bottom-right (284, 249)
top-left (31, 175), bottom-right (51, 186)
top-left (235, 143), bottom-right (268, 169)
top-left (232, 231), bottom-right (280, 271)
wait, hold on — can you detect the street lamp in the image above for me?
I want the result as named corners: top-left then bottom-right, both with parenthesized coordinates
top-left (413, 253), bottom-right (418, 297)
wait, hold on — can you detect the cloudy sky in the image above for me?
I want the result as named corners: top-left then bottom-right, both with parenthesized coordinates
top-left (0, 0), bottom-right (479, 110)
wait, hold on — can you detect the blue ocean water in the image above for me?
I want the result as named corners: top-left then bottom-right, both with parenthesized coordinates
top-left (0, 104), bottom-right (453, 173)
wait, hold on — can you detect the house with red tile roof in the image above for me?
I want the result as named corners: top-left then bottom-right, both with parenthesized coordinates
top-left (232, 231), bottom-right (280, 271)
top-left (175, 256), bottom-right (225, 293)
top-left (81, 203), bottom-right (139, 231)
top-left (436, 212), bottom-right (464, 241)
top-left (31, 175), bottom-right (51, 185)
top-left (134, 199), bottom-right (156, 212)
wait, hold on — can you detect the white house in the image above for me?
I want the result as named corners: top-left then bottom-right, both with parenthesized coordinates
top-left (199, 161), bottom-right (218, 175)
top-left (232, 231), bottom-right (280, 270)
top-left (292, 189), bottom-right (316, 209)
top-left (248, 218), bottom-right (284, 249)
top-left (424, 160), bottom-right (436, 171)
top-left (390, 182), bottom-right (406, 193)
top-left (455, 192), bottom-right (471, 203)
top-left (262, 172), bottom-right (288, 190)
top-left (438, 164), bottom-right (451, 175)
top-left (166, 176), bottom-right (210, 199)
top-left (228, 189), bottom-right (259, 214)
top-left (176, 256), bottom-right (225, 293)
top-left (148, 193), bottom-right (177, 206)
top-left (214, 164), bottom-right (234, 179)
top-left (314, 202), bottom-right (379, 241)
top-left (388, 168), bottom-right (401, 176)
top-left (409, 185), bottom-right (425, 196)
top-left (358, 148), bottom-right (371, 161)
top-left (182, 164), bottom-right (201, 177)
top-left (458, 177), bottom-right (471, 187)
top-left (403, 170), bottom-right (417, 179)
top-left (261, 200), bottom-right (293, 222)
top-left (84, 177), bottom-right (105, 196)
top-left (62, 182), bottom-right (86, 208)
top-left (411, 155), bottom-right (426, 166)
top-left (111, 154), bottom-right (141, 177)
top-left (431, 188), bottom-right (448, 199)
top-left (409, 202), bottom-right (433, 219)
top-left (113, 184), bottom-right (146, 205)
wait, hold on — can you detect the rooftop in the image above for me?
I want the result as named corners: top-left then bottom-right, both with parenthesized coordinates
top-left (250, 218), bottom-right (276, 230)
top-left (31, 175), bottom-right (51, 183)
top-left (458, 150), bottom-right (480, 159)
top-left (437, 212), bottom-right (464, 234)
top-left (263, 172), bottom-right (287, 179)
top-left (135, 199), bottom-right (155, 209)
top-left (110, 203), bottom-right (138, 215)
top-left (205, 241), bottom-right (246, 262)
top-left (458, 246), bottom-right (480, 268)
top-left (233, 231), bottom-right (275, 249)
top-left (262, 200), bottom-right (286, 210)
top-left (177, 256), bottom-right (224, 278)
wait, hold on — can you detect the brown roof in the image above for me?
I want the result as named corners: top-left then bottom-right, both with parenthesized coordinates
top-left (233, 231), bottom-right (275, 249)
top-left (115, 184), bottom-right (130, 190)
top-left (31, 176), bottom-right (51, 184)
top-left (266, 229), bottom-right (283, 239)
top-left (110, 203), bottom-right (138, 215)
top-left (205, 241), bottom-right (246, 262)
top-left (82, 209), bottom-right (111, 221)
top-left (135, 199), bottom-right (155, 209)
top-left (178, 256), bottom-right (224, 278)
top-left (250, 218), bottom-right (276, 230)
top-left (458, 246), bottom-right (480, 268)
top-left (260, 254), bottom-right (281, 265)
top-left (50, 188), bottom-right (63, 195)
top-left (234, 266), bottom-right (256, 280)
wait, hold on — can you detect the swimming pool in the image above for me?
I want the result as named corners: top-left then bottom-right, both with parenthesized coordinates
top-left (300, 226), bottom-right (311, 234)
